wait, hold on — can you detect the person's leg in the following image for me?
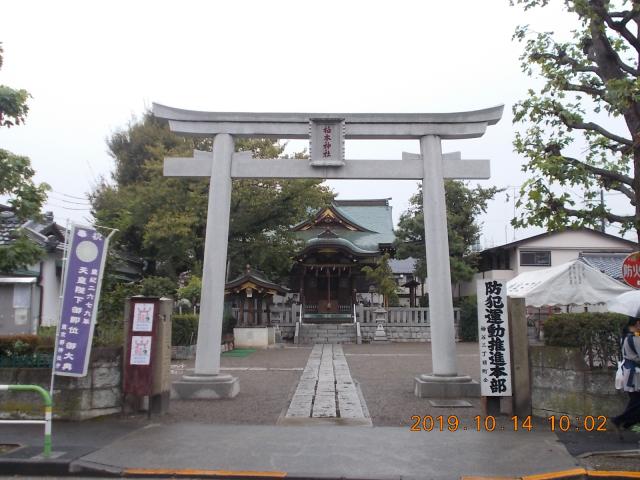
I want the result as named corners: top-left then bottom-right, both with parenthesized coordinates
top-left (620, 391), bottom-right (640, 428)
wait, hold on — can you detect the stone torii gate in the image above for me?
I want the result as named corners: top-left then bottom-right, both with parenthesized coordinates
top-left (153, 103), bottom-right (503, 399)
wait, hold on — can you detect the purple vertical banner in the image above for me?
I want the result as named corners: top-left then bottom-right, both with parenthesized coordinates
top-left (54, 224), bottom-right (109, 377)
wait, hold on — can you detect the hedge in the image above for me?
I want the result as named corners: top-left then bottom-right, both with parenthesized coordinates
top-left (456, 296), bottom-right (478, 342)
top-left (0, 335), bottom-right (40, 356)
top-left (543, 312), bottom-right (628, 370)
top-left (172, 314), bottom-right (199, 346)
top-left (172, 309), bottom-right (237, 346)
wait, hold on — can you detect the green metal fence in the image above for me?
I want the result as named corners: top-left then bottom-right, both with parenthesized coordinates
top-left (0, 384), bottom-right (52, 457)
top-left (0, 353), bottom-right (53, 368)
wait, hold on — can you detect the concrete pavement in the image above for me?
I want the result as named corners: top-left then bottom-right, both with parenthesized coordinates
top-left (72, 423), bottom-right (579, 479)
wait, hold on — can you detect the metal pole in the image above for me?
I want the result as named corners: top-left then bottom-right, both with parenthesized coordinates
top-left (49, 220), bottom-right (71, 399)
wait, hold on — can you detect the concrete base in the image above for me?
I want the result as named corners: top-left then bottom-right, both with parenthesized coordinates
top-left (234, 327), bottom-right (274, 348)
top-left (414, 374), bottom-right (480, 398)
top-left (171, 373), bottom-right (240, 400)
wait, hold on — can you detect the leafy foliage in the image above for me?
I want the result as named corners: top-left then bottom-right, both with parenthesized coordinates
top-left (0, 43), bottom-right (30, 128)
top-left (177, 275), bottom-right (202, 305)
top-left (172, 314), bottom-right (199, 346)
top-left (140, 276), bottom-right (176, 297)
top-left (544, 312), bottom-right (628, 369)
top-left (395, 182), bottom-right (499, 286)
top-left (0, 45), bottom-right (49, 273)
top-left (0, 232), bottom-right (45, 273)
top-left (511, 0), bottom-right (640, 240)
top-left (456, 295), bottom-right (479, 342)
top-left (361, 253), bottom-right (399, 307)
top-left (91, 113), bottom-right (333, 282)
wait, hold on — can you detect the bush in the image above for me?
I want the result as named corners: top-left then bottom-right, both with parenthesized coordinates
top-left (223, 307), bottom-right (236, 336)
top-left (544, 312), bottom-right (628, 370)
top-left (456, 296), bottom-right (478, 342)
top-left (172, 314), bottom-right (198, 346)
top-left (140, 276), bottom-right (177, 298)
top-left (0, 335), bottom-right (40, 357)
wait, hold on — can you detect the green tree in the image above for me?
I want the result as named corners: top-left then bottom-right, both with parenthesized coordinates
top-left (511, 0), bottom-right (640, 242)
top-left (361, 253), bottom-right (399, 308)
top-left (0, 43), bottom-right (49, 272)
top-left (91, 112), bottom-right (333, 282)
top-left (395, 182), bottom-right (499, 287)
top-left (177, 275), bottom-right (202, 305)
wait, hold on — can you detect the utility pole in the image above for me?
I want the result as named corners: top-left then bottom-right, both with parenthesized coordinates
top-left (600, 189), bottom-right (606, 233)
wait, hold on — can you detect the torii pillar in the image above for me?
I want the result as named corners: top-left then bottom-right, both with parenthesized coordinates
top-left (154, 103), bottom-right (503, 399)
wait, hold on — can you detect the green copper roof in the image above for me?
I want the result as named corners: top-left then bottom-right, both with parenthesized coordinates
top-left (294, 199), bottom-right (395, 251)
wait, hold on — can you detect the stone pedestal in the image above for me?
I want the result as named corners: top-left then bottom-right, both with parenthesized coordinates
top-left (414, 374), bottom-right (480, 398)
top-left (373, 323), bottom-right (389, 343)
top-left (172, 372), bottom-right (239, 400)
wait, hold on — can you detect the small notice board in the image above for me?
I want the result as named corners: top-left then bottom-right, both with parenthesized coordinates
top-left (123, 297), bottom-right (160, 396)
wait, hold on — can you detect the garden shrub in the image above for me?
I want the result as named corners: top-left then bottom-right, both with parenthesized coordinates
top-left (222, 308), bottom-right (236, 336)
top-left (456, 295), bottom-right (478, 342)
top-left (0, 335), bottom-right (39, 357)
top-left (172, 314), bottom-right (198, 346)
top-left (543, 312), bottom-right (628, 369)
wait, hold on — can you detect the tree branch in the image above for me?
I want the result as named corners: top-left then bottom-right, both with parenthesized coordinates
top-left (616, 183), bottom-right (637, 205)
top-left (601, 7), bottom-right (640, 53)
top-left (559, 116), bottom-right (633, 146)
top-left (562, 155), bottom-right (634, 186)
top-left (561, 81), bottom-right (607, 98)
top-left (558, 205), bottom-right (634, 225)
top-left (532, 52), bottom-right (601, 74)
top-left (588, 2), bottom-right (640, 77)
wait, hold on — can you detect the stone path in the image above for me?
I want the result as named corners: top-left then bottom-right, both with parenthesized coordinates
top-left (283, 344), bottom-right (369, 425)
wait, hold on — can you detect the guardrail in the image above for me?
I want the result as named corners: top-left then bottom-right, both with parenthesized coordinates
top-left (0, 384), bottom-right (52, 457)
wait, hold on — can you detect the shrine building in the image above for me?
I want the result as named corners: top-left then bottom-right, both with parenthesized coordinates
top-left (289, 199), bottom-right (396, 321)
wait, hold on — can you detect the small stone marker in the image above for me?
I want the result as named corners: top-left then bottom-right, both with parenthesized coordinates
top-left (373, 323), bottom-right (389, 343)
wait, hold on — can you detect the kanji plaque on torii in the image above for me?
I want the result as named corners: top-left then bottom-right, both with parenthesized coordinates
top-left (153, 103), bottom-right (503, 400)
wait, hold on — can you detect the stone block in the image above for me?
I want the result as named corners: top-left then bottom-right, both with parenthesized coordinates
top-left (584, 371), bottom-right (618, 396)
top-left (91, 387), bottom-right (121, 409)
top-left (171, 374), bottom-right (239, 399)
top-left (583, 393), bottom-right (626, 417)
top-left (92, 366), bottom-right (121, 389)
top-left (414, 375), bottom-right (480, 398)
top-left (531, 387), bottom-right (585, 416)
top-left (531, 367), bottom-right (584, 393)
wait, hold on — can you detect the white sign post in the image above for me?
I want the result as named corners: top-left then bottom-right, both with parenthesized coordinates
top-left (477, 279), bottom-right (512, 396)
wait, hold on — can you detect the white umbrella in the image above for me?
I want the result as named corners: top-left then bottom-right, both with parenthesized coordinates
top-left (607, 290), bottom-right (640, 317)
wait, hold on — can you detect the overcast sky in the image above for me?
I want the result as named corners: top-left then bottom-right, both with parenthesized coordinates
top-left (1, 0), bottom-right (634, 246)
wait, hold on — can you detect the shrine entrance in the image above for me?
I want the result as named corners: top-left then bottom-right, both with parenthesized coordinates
top-left (153, 103), bottom-right (503, 400)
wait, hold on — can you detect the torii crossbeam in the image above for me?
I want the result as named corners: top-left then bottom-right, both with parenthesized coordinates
top-left (153, 103), bottom-right (503, 399)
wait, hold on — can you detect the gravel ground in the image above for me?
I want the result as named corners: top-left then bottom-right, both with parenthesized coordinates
top-left (164, 342), bottom-right (487, 427)
top-left (580, 453), bottom-right (640, 472)
top-left (343, 342), bottom-right (484, 427)
top-left (165, 345), bottom-right (312, 425)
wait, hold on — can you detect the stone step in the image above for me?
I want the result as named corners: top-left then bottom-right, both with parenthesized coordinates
top-left (299, 324), bottom-right (357, 344)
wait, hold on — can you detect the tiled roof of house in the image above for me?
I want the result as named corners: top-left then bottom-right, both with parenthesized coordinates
top-left (578, 252), bottom-right (629, 281)
top-left (0, 211), bottom-right (24, 246)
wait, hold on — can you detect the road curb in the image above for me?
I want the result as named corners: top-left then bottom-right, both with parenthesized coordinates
top-left (461, 469), bottom-right (640, 480)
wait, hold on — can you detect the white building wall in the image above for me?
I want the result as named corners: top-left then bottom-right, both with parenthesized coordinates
top-left (459, 229), bottom-right (635, 298)
top-left (514, 230), bottom-right (633, 274)
top-left (459, 270), bottom-right (516, 297)
top-left (40, 253), bottom-right (60, 326)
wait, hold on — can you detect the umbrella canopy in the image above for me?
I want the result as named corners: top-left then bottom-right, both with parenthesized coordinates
top-left (607, 290), bottom-right (640, 317)
top-left (507, 259), bottom-right (632, 307)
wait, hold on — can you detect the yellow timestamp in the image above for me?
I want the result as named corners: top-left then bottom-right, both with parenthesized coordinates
top-left (409, 415), bottom-right (608, 432)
